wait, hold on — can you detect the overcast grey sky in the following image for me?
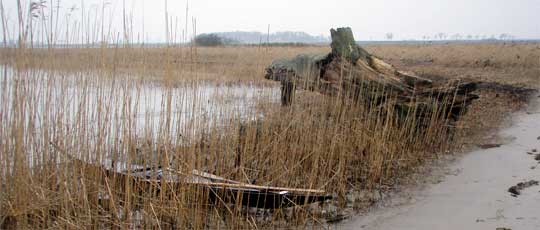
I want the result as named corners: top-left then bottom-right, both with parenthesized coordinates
top-left (2, 0), bottom-right (540, 42)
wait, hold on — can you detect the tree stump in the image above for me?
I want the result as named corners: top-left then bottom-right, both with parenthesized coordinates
top-left (264, 27), bottom-right (479, 122)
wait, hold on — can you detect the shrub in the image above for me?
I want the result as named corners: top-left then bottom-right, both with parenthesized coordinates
top-left (194, 33), bottom-right (227, 46)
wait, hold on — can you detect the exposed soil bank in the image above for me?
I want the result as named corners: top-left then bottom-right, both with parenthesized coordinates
top-left (339, 96), bottom-right (540, 230)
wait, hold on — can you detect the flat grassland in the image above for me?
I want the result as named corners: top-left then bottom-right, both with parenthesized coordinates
top-left (4, 43), bottom-right (538, 85)
top-left (0, 43), bottom-right (538, 228)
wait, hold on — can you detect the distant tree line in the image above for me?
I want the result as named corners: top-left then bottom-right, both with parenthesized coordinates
top-left (193, 33), bottom-right (239, 46)
top-left (209, 31), bottom-right (329, 44)
top-left (386, 32), bottom-right (517, 41)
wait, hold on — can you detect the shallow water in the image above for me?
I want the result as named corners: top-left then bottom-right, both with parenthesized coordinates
top-left (0, 66), bottom-right (279, 133)
top-left (339, 96), bottom-right (540, 230)
top-left (0, 66), bottom-right (279, 166)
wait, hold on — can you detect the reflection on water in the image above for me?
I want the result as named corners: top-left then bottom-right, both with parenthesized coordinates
top-left (0, 66), bottom-right (279, 166)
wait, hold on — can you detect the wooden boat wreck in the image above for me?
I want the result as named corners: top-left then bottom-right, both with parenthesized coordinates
top-left (68, 156), bottom-right (332, 210)
top-left (0, 144), bottom-right (332, 228)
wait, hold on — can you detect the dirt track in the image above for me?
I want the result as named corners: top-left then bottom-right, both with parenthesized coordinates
top-left (339, 96), bottom-right (540, 230)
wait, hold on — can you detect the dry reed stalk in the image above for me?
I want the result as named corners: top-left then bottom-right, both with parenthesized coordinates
top-left (1, 2), bottom-right (537, 229)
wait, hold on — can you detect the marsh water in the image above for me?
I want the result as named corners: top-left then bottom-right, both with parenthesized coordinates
top-left (0, 66), bottom-right (279, 132)
top-left (0, 66), bottom-right (280, 166)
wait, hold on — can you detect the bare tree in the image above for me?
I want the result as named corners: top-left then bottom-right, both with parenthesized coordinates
top-left (452, 33), bottom-right (462, 40)
top-left (435, 32), bottom-right (446, 40)
top-left (385, 32), bottom-right (393, 41)
top-left (499, 33), bottom-right (511, 41)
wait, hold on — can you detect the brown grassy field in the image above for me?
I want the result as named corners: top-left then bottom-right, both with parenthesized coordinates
top-left (2, 43), bottom-right (538, 85)
top-left (0, 43), bottom-right (538, 229)
top-left (367, 43), bottom-right (540, 86)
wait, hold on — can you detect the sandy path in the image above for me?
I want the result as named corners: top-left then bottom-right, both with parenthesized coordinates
top-left (339, 97), bottom-right (540, 230)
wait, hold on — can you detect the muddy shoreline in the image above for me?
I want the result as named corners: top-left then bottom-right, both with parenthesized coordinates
top-left (337, 94), bottom-right (540, 229)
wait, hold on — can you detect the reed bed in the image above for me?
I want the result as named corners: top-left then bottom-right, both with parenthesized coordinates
top-left (0, 47), bottom-right (462, 228)
top-left (0, 46), bottom-right (329, 85)
top-left (1, 2), bottom-right (538, 228)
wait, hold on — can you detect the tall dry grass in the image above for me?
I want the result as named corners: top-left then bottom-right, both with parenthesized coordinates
top-left (0, 46), bottom-right (329, 85)
top-left (0, 51), bottom-right (461, 228)
top-left (2, 1), bottom-right (535, 228)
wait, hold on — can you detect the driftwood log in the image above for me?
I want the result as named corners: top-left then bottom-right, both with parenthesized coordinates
top-left (265, 27), bottom-right (479, 121)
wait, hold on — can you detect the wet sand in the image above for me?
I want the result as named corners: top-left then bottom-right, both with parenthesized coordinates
top-left (340, 97), bottom-right (540, 230)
